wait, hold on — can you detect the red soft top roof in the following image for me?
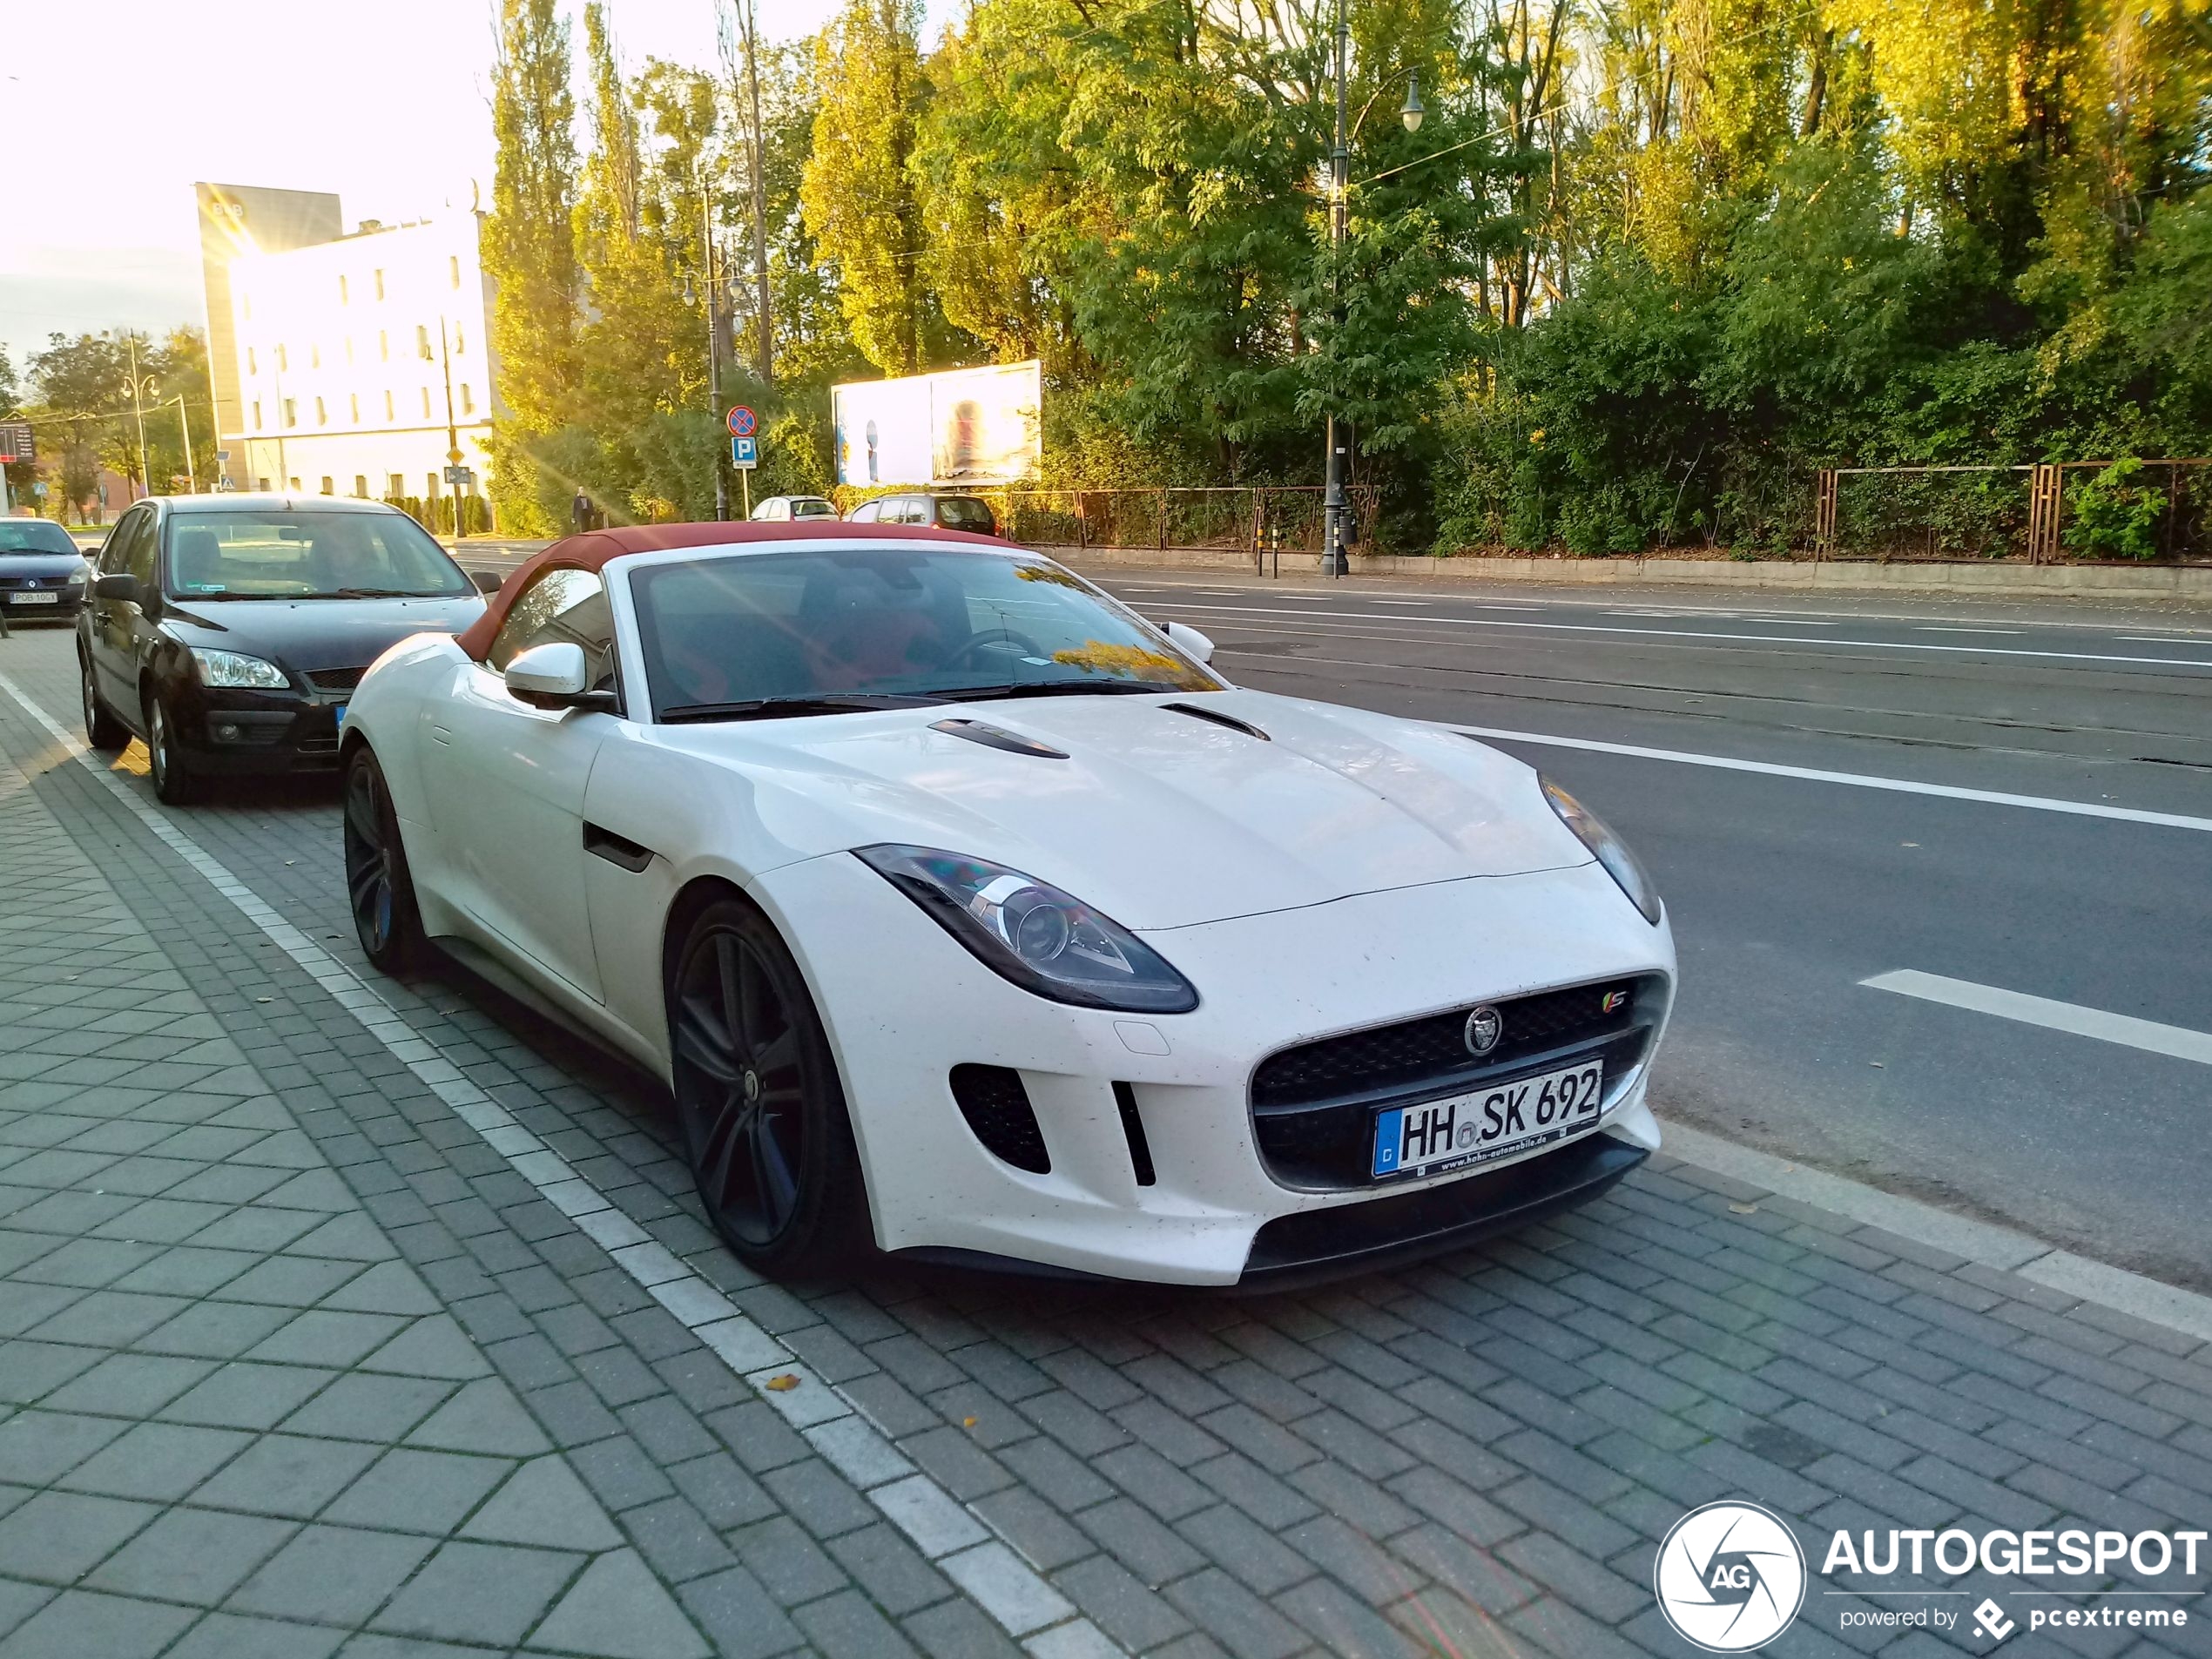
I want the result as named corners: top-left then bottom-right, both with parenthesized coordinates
top-left (454, 519), bottom-right (1019, 662)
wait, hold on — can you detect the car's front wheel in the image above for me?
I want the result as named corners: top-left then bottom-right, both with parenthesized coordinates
top-left (82, 657), bottom-right (127, 752)
top-left (144, 689), bottom-right (199, 805)
top-left (668, 898), bottom-right (869, 1275)
top-left (342, 747), bottom-right (429, 972)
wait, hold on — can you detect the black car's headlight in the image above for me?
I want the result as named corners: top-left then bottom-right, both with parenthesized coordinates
top-left (1541, 778), bottom-right (1662, 924)
top-left (191, 648), bottom-right (291, 689)
top-left (856, 845), bottom-right (1198, 1013)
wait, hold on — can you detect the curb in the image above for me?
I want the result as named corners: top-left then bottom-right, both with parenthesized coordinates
top-left (1660, 1122), bottom-right (2212, 1346)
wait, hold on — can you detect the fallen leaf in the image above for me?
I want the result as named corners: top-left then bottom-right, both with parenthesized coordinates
top-left (256, 996), bottom-right (273, 1004)
top-left (764, 1373), bottom-right (800, 1393)
top-left (962, 1416), bottom-right (978, 1428)
top-left (1729, 1202), bottom-right (1758, 1215)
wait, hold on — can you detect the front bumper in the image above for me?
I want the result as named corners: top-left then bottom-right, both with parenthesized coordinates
top-left (172, 687), bottom-right (347, 773)
top-left (751, 853), bottom-right (1675, 1285)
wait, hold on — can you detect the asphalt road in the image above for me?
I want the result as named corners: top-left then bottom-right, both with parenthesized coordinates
top-left (1068, 573), bottom-right (2212, 1290)
top-left (10, 568), bottom-right (2211, 1291)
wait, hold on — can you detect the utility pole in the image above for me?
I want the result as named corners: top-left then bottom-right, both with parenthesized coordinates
top-left (124, 334), bottom-right (158, 502)
top-left (439, 320), bottom-right (464, 536)
top-left (1320, 0), bottom-right (1351, 578)
top-left (694, 165), bottom-right (730, 523)
top-left (738, 0), bottom-right (773, 386)
top-left (165, 396), bottom-right (197, 494)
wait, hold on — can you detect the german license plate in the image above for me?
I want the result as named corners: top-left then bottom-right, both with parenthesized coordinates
top-left (9, 591), bottom-right (58, 605)
top-left (1371, 1060), bottom-right (1605, 1182)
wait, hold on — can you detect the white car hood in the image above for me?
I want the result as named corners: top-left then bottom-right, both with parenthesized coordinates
top-left (652, 689), bottom-right (1592, 930)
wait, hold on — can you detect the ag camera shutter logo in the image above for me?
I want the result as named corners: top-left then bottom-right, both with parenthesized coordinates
top-left (1655, 1501), bottom-right (1808, 1651)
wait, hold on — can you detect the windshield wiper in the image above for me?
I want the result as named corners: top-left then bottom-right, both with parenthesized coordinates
top-left (325, 587), bottom-right (435, 599)
top-left (942, 679), bottom-right (1177, 703)
top-left (658, 693), bottom-right (947, 724)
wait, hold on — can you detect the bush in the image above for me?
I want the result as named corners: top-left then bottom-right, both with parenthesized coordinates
top-left (2064, 458), bottom-right (2164, 559)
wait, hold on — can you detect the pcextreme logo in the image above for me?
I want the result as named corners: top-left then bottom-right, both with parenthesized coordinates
top-left (1654, 1501), bottom-right (1809, 1651)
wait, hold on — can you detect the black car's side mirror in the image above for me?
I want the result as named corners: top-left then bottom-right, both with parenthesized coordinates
top-left (94, 573), bottom-right (139, 602)
top-left (470, 569), bottom-right (505, 595)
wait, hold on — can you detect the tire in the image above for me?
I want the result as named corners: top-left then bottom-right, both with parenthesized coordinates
top-left (144, 688), bottom-right (199, 805)
top-left (668, 898), bottom-right (870, 1276)
top-left (342, 746), bottom-right (429, 973)
top-left (82, 657), bottom-right (127, 752)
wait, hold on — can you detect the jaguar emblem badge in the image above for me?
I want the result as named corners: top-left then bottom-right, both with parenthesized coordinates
top-left (1464, 1006), bottom-right (1503, 1055)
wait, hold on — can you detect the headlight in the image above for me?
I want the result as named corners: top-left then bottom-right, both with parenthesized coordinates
top-left (190, 648), bottom-right (290, 689)
top-left (1541, 778), bottom-right (1662, 924)
top-left (64, 571), bottom-right (84, 587)
top-left (856, 845), bottom-right (1199, 1013)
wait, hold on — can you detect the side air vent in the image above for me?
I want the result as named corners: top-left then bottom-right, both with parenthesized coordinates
top-left (1112, 1082), bottom-right (1157, 1187)
top-left (949, 1064), bottom-right (1051, 1172)
top-left (929, 718), bottom-right (1069, 759)
top-left (1162, 702), bottom-right (1269, 741)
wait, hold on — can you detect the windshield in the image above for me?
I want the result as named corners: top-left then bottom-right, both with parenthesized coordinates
top-left (631, 548), bottom-right (1218, 720)
top-left (164, 510), bottom-right (474, 601)
top-left (936, 497), bottom-right (995, 531)
top-left (0, 521), bottom-right (80, 556)
top-left (791, 499), bottom-right (837, 518)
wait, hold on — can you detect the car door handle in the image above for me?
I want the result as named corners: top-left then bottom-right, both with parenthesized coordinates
top-left (583, 822), bottom-right (656, 873)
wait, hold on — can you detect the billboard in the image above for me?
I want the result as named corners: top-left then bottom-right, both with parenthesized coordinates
top-left (833, 361), bottom-right (1042, 488)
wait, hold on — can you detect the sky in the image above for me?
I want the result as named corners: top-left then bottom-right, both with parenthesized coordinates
top-left (0, 0), bottom-right (907, 381)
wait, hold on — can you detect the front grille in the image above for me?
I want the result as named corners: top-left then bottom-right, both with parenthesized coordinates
top-left (1251, 974), bottom-right (1667, 1189)
top-left (1, 575), bottom-right (71, 590)
top-left (306, 665), bottom-right (370, 691)
top-left (949, 1064), bottom-right (1050, 1173)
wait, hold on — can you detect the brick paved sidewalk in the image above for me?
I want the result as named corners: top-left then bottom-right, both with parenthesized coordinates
top-left (2, 625), bottom-right (2209, 1659)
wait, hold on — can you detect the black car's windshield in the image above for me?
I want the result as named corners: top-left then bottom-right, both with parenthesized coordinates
top-left (163, 510), bottom-right (473, 601)
top-left (0, 521), bottom-right (79, 556)
top-left (631, 548), bottom-right (1218, 721)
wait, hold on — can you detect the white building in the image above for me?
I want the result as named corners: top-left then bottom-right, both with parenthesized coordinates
top-left (198, 185), bottom-right (501, 518)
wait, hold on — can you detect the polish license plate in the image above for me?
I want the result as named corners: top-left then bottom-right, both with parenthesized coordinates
top-left (1371, 1060), bottom-right (1605, 1182)
top-left (9, 591), bottom-right (58, 605)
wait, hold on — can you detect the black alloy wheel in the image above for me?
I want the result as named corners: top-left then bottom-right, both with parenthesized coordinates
top-left (669, 899), bottom-right (867, 1273)
top-left (144, 689), bottom-right (199, 805)
top-left (342, 748), bottom-right (428, 971)
top-left (82, 657), bottom-right (126, 752)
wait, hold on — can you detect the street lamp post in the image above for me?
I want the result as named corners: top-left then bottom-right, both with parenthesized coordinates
top-left (161, 395), bottom-right (197, 494)
top-left (122, 334), bottom-right (160, 502)
top-left (1321, 0), bottom-right (1351, 577)
top-left (689, 166), bottom-right (730, 523)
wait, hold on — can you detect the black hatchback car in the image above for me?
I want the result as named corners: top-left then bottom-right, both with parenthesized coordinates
top-left (78, 496), bottom-right (490, 804)
top-left (0, 518), bottom-right (92, 619)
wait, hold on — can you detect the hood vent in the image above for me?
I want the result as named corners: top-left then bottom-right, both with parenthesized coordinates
top-left (1163, 702), bottom-right (1270, 741)
top-left (929, 718), bottom-right (1068, 759)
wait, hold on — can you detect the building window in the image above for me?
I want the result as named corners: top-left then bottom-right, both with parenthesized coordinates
top-left (448, 255), bottom-right (461, 289)
top-left (416, 324), bottom-right (432, 361)
top-left (246, 346), bottom-right (257, 374)
top-left (320, 476), bottom-right (334, 496)
top-left (388, 473), bottom-right (404, 498)
top-left (283, 398), bottom-right (297, 428)
top-left (345, 336), bottom-right (354, 365)
top-left (242, 294), bottom-right (253, 321)
top-left (314, 396), bottom-right (327, 425)
top-left (379, 330), bottom-right (388, 362)
top-left (257, 476), bottom-right (270, 492)
top-left (310, 343), bottom-right (321, 368)
top-left (288, 476), bottom-right (301, 491)
top-left (354, 475), bottom-right (368, 498)
top-left (384, 389), bottom-right (395, 420)
top-left (349, 394), bottom-right (360, 422)
top-left (454, 326), bottom-right (465, 355)
top-left (427, 473), bottom-right (440, 499)
top-left (374, 269), bottom-right (386, 300)
top-left (339, 274), bottom-right (349, 304)
top-left (275, 343), bottom-right (287, 372)
top-left (460, 383), bottom-right (475, 415)
top-left (421, 388), bottom-right (432, 417)
top-left (252, 401), bottom-right (263, 430)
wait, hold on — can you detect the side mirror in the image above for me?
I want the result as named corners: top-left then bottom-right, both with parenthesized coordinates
top-left (504, 641), bottom-right (616, 712)
top-left (94, 573), bottom-right (139, 602)
top-left (469, 569), bottom-right (505, 595)
top-left (1163, 620), bottom-right (1215, 664)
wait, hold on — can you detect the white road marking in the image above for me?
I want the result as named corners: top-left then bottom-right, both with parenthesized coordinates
top-left (1860, 969), bottom-right (2212, 1067)
top-left (1453, 723), bottom-right (2212, 833)
top-left (2117, 635), bottom-right (2212, 645)
top-left (1742, 617), bottom-right (1837, 626)
top-left (0, 671), bottom-right (1125, 1659)
top-left (1147, 599), bottom-right (2212, 670)
top-left (1917, 625), bottom-right (2024, 635)
top-left (1473, 604), bottom-right (1546, 611)
top-left (1373, 598), bottom-right (1430, 605)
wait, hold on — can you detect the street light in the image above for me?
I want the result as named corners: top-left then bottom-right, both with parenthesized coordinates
top-left (158, 395), bottom-right (197, 494)
top-left (1400, 71), bottom-right (1425, 132)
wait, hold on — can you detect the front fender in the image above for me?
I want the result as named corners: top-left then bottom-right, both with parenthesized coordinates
top-left (342, 631), bottom-right (470, 833)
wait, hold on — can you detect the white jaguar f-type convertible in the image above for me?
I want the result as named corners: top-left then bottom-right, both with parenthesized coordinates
top-left (339, 523), bottom-right (1674, 1285)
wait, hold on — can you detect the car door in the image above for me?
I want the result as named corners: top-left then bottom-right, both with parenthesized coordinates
top-left (421, 565), bottom-right (619, 1001)
top-left (90, 509), bottom-right (154, 718)
top-left (847, 500), bottom-right (880, 523)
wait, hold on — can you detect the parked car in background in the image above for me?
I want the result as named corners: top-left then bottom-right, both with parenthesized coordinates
top-left (0, 518), bottom-right (93, 619)
top-left (78, 495), bottom-right (489, 804)
top-left (749, 496), bottom-right (838, 522)
top-left (846, 493), bottom-right (998, 536)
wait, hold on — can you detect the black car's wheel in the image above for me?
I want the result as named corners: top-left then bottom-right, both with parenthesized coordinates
top-left (669, 898), bottom-right (868, 1274)
top-left (342, 747), bottom-right (428, 972)
top-left (81, 657), bottom-right (127, 752)
top-left (144, 689), bottom-right (199, 805)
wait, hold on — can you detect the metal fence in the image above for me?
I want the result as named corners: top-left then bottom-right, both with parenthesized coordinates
top-left (1811, 460), bottom-right (2211, 563)
top-left (983, 485), bottom-right (1380, 571)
